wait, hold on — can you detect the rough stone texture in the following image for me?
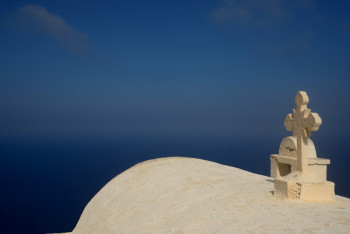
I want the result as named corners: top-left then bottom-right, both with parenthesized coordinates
top-left (67, 157), bottom-right (350, 234)
top-left (279, 136), bottom-right (317, 158)
top-left (274, 172), bottom-right (335, 201)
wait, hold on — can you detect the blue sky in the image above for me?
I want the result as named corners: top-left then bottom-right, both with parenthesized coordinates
top-left (0, 0), bottom-right (350, 140)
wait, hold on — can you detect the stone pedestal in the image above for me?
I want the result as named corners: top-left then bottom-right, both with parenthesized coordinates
top-left (270, 136), bottom-right (331, 181)
top-left (271, 155), bottom-right (330, 180)
top-left (274, 172), bottom-right (335, 201)
top-left (272, 91), bottom-right (335, 202)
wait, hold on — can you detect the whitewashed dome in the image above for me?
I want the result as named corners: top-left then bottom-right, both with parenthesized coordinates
top-left (67, 157), bottom-right (350, 233)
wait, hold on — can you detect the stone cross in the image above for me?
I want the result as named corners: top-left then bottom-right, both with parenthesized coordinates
top-left (284, 91), bottom-right (322, 173)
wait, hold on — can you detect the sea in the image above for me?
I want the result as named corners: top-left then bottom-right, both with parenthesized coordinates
top-left (0, 136), bottom-right (349, 234)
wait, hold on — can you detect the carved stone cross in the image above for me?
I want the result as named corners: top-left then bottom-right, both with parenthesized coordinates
top-left (284, 91), bottom-right (322, 173)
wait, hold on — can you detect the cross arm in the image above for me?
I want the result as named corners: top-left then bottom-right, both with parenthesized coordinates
top-left (304, 112), bottom-right (322, 137)
top-left (284, 114), bottom-right (294, 131)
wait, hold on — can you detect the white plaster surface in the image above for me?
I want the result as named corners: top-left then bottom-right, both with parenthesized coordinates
top-left (69, 157), bottom-right (350, 233)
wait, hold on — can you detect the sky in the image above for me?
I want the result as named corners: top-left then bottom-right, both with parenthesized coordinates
top-left (0, 0), bottom-right (350, 141)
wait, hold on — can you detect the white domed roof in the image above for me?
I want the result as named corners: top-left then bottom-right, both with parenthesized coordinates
top-left (68, 157), bottom-right (350, 233)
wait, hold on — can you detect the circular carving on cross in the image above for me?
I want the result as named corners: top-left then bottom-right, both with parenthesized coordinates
top-left (284, 91), bottom-right (321, 139)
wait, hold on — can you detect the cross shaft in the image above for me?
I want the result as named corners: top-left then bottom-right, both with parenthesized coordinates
top-left (284, 91), bottom-right (322, 173)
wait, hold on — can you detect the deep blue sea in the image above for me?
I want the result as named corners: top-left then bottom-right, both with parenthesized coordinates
top-left (0, 136), bottom-right (349, 234)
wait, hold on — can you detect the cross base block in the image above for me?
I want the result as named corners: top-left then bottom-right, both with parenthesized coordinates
top-left (274, 176), bottom-right (334, 201)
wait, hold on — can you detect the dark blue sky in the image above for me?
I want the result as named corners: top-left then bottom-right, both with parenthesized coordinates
top-left (1, 0), bottom-right (350, 140)
top-left (2, 3), bottom-right (350, 232)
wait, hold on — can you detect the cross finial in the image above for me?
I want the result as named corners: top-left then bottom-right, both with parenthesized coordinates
top-left (283, 91), bottom-right (322, 172)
